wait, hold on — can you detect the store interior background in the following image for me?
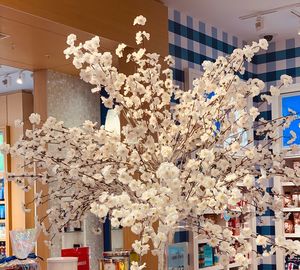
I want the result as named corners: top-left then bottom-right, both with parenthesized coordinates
top-left (0, 0), bottom-right (300, 270)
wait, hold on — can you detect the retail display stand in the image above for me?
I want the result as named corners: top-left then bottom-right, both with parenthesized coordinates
top-left (272, 83), bottom-right (300, 270)
top-left (274, 157), bottom-right (300, 270)
top-left (0, 126), bottom-right (11, 257)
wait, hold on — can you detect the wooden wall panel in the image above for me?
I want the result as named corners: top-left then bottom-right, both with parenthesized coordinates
top-left (0, 96), bottom-right (7, 126)
top-left (7, 93), bottom-right (26, 231)
top-left (33, 70), bottom-right (49, 270)
top-left (21, 92), bottom-right (35, 229)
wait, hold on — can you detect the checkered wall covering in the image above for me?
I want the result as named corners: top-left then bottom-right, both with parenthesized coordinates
top-left (168, 8), bottom-right (281, 270)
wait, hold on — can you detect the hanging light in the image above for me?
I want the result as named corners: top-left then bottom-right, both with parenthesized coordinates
top-left (16, 71), bottom-right (24, 84)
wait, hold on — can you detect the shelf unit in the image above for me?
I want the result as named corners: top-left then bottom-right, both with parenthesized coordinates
top-left (282, 208), bottom-right (300, 212)
top-left (272, 83), bottom-right (300, 270)
top-left (0, 126), bottom-right (11, 256)
top-left (284, 233), bottom-right (300, 238)
top-left (274, 156), bottom-right (300, 270)
top-left (188, 206), bottom-right (257, 270)
top-left (197, 262), bottom-right (240, 270)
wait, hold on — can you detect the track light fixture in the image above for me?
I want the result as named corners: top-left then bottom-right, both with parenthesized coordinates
top-left (2, 75), bottom-right (11, 87)
top-left (255, 16), bottom-right (264, 31)
top-left (16, 71), bottom-right (24, 85)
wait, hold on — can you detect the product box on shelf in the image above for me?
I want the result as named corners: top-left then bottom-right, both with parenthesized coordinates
top-left (285, 255), bottom-right (300, 270)
top-left (168, 242), bottom-right (189, 270)
top-left (62, 246), bottom-right (89, 270)
top-left (100, 250), bottom-right (139, 270)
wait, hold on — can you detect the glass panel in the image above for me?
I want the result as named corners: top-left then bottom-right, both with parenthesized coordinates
top-left (0, 132), bottom-right (4, 172)
top-left (282, 94), bottom-right (300, 147)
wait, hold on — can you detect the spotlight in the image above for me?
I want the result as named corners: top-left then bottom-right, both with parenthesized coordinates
top-left (255, 16), bottom-right (264, 31)
top-left (2, 76), bottom-right (11, 87)
top-left (16, 71), bottom-right (24, 84)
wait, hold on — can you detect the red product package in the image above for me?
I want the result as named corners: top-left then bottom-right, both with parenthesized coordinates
top-left (61, 247), bottom-right (90, 270)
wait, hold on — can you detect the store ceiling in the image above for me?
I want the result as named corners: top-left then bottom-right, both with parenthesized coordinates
top-left (0, 5), bottom-right (118, 75)
top-left (163, 0), bottom-right (300, 41)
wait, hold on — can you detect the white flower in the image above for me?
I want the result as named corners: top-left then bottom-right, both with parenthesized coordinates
top-left (14, 119), bottom-right (24, 128)
top-left (270, 86), bottom-right (280, 96)
top-left (280, 74), bottom-right (293, 86)
top-left (235, 254), bottom-right (248, 266)
top-left (199, 149), bottom-right (215, 163)
top-left (131, 223), bottom-right (143, 235)
top-left (243, 174), bottom-right (254, 189)
top-left (258, 39), bottom-right (269, 50)
top-left (135, 31), bottom-right (150, 45)
top-left (29, 113), bottom-right (41, 125)
top-left (132, 240), bottom-right (150, 256)
top-left (256, 235), bottom-right (268, 247)
top-left (133, 15), bottom-right (147, 26)
top-left (156, 162), bottom-right (180, 181)
top-left (230, 141), bottom-right (240, 152)
top-left (249, 107), bottom-right (260, 121)
top-left (66, 34), bottom-right (77, 46)
top-left (202, 60), bottom-right (214, 72)
top-left (116, 43), bottom-right (127, 57)
top-left (130, 262), bottom-right (146, 270)
top-left (219, 255), bottom-right (230, 266)
top-left (0, 143), bottom-right (10, 154)
top-left (160, 146), bottom-right (173, 159)
top-left (164, 55), bottom-right (175, 66)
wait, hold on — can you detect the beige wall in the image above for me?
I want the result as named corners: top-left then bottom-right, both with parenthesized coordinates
top-left (47, 70), bottom-right (101, 270)
top-left (34, 69), bottom-right (101, 270)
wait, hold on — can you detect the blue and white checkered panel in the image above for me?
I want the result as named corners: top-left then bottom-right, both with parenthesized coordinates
top-left (168, 8), bottom-right (254, 90)
top-left (256, 37), bottom-right (300, 85)
top-left (253, 36), bottom-right (300, 270)
top-left (168, 8), bottom-right (278, 270)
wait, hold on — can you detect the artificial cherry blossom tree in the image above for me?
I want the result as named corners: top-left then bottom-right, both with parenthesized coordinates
top-left (2, 15), bottom-right (300, 270)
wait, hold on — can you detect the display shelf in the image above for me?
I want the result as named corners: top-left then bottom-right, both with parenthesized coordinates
top-left (63, 230), bottom-right (83, 233)
top-left (284, 233), bottom-right (300, 238)
top-left (190, 206), bottom-right (257, 270)
top-left (195, 238), bottom-right (209, 244)
top-left (0, 126), bottom-right (11, 256)
top-left (282, 207), bottom-right (300, 212)
top-left (199, 262), bottom-right (240, 270)
top-left (282, 182), bottom-right (296, 187)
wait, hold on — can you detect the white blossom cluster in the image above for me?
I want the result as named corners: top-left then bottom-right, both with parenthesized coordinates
top-left (3, 15), bottom-right (300, 269)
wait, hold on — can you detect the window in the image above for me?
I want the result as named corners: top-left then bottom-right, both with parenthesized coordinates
top-left (185, 68), bottom-right (253, 152)
top-left (281, 93), bottom-right (300, 147)
top-left (272, 83), bottom-right (300, 156)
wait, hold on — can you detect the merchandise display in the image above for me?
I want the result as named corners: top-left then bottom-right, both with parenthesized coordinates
top-left (100, 250), bottom-right (139, 270)
top-left (0, 261), bottom-right (39, 270)
top-left (285, 255), bottom-right (300, 270)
